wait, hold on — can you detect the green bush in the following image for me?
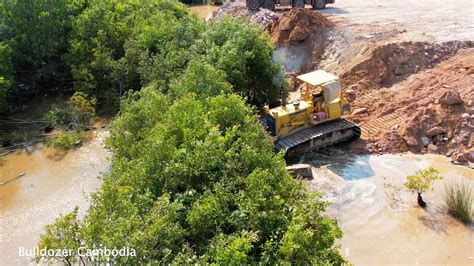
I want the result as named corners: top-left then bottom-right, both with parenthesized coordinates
top-left (47, 132), bottom-right (81, 149)
top-left (67, 0), bottom-right (200, 107)
top-left (200, 17), bottom-right (283, 107)
top-left (0, 42), bottom-right (13, 114)
top-left (38, 88), bottom-right (344, 264)
top-left (67, 92), bottom-right (96, 127)
top-left (404, 167), bottom-right (443, 207)
top-left (444, 180), bottom-right (473, 224)
top-left (43, 107), bottom-right (71, 127)
top-left (43, 92), bottom-right (96, 128)
top-left (33, 1), bottom-right (341, 264)
top-left (1, 0), bottom-right (84, 89)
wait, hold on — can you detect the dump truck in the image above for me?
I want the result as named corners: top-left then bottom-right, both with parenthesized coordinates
top-left (261, 70), bottom-right (360, 157)
top-left (246, 0), bottom-right (334, 11)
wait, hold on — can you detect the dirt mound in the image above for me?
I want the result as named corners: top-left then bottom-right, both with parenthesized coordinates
top-left (341, 41), bottom-right (474, 90)
top-left (271, 9), bottom-right (334, 46)
top-left (212, 3), bottom-right (280, 30)
top-left (351, 48), bottom-right (474, 160)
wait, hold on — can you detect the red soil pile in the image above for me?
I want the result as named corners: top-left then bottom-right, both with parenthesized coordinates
top-left (350, 48), bottom-right (474, 162)
top-left (271, 8), bottom-right (334, 46)
top-left (341, 41), bottom-right (474, 89)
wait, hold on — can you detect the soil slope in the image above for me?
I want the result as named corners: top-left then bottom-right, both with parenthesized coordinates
top-left (350, 49), bottom-right (474, 162)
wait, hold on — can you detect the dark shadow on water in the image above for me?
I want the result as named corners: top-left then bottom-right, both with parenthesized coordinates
top-left (419, 202), bottom-right (474, 234)
top-left (292, 143), bottom-right (376, 180)
top-left (417, 203), bottom-right (451, 235)
top-left (418, 212), bottom-right (449, 235)
top-left (47, 149), bottom-right (69, 161)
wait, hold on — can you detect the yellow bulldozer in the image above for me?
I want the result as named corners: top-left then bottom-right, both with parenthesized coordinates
top-left (262, 70), bottom-right (360, 157)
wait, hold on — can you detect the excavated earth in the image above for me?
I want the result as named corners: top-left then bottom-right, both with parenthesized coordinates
top-left (348, 49), bottom-right (474, 159)
top-left (213, 4), bottom-right (473, 163)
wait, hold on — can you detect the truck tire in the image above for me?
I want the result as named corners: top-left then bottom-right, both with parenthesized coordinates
top-left (263, 0), bottom-right (275, 11)
top-left (293, 0), bottom-right (305, 8)
top-left (246, 0), bottom-right (260, 10)
top-left (312, 0), bottom-right (326, 9)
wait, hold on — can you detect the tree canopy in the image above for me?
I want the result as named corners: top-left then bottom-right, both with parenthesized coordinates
top-left (0, 42), bottom-right (13, 113)
top-left (0, 0), bottom-right (284, 113)
top-left (39, 86), bottom-right (344, 264)
top-left (1, 0), bottom-right (85, 93)
top-left (3, 0), bottom-right (346, 264)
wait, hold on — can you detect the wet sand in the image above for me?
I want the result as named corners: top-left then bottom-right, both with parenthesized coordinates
top-left (0, 130), bottom-right (110, 264)
top-left (303, 153), bottom-right (474, 265)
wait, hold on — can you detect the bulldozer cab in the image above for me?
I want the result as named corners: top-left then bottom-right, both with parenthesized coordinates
top-left (297, 70), bottom-right (348, 118)
top-left (297, 70), bottom-right (341, 104)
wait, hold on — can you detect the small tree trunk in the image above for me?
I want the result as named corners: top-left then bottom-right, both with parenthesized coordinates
top-left (417, 192), bottom-right (427, 208)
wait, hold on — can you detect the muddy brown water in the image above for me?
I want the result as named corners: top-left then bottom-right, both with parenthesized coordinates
top-left (0, 129), bottom-right (110, 264)
top-left (303, 153), bottom-right (474, 265)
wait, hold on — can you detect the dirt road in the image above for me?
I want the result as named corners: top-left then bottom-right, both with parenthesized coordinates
top-left (321, 0), bottom-right (474, 42)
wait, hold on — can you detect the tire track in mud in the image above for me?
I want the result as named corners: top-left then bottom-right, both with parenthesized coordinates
top-left (360, 111), bottom-right (406, 139)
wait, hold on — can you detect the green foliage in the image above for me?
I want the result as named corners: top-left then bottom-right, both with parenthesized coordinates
top-left (67, 0), bottom-right (201, 107)
top-left (2, 0), bottom-right (85, 88)
top-left (37, 207), bottom-right (82, 265)
top-left (404, 167), bottom-right (443, 195)
top-left (67, 92), bottom-right (96, 127)
top-left (0, 42), bottom-right (13, 114)
top-left (47, 132), bottom-right (82, 149)
top-left (43, 107), bottom-right (71, 127)
top-left (43, 92), bottom-right (95, 129)
top-left (1, 0), bottom-right (284, 112)
top-left (200, 18), bottom-right (283, 107)
top-left (208, 231), bottom-right (258, 264)
top-left (444, 180), bottom-right (473, 224)
top-left (38, 87), bottom-right (344, 264)
top-left (33, 1), bottom-right (337, 264)
top-left (169, 60), bottom-right (231, 100)
top-left (278, 193), bottom-right (344, 264)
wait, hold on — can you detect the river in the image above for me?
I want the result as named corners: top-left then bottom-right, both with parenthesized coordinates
top-left (1, 131), bottom-right (473, 264)
top-left (0, 129), bottom-right (110, 264)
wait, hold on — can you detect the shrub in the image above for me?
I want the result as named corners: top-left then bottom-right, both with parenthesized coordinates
top-left (43, 107), bottom-right (71, 127)
top-left (38, 89), bottom-right (344, 264)
top-left (200, 17), bottom-right (283, 107)
top-left (0, 42), bottom-right (13, 114)
top-left (47, 132), bottom-right (81, 149)
top-left (404, 167), bottom-right (443, 207)
top-left (444, 180), bottom-right (473, 224)
top-left (36, 207), bottom-right (82, 265)
top-left (67, 92), bottom-right (96, 127)
top-left (2, 0), bottom-right (84, 90)
top-left (43, 92), bottom-right (96, 129)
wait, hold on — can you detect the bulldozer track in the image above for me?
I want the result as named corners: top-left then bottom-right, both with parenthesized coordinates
top-left (357, 91), bottom-right (379, 103)
top-left (360, 111), bottom-right (406, 139)
top-left (275, 119), bottom-right (361, 157)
